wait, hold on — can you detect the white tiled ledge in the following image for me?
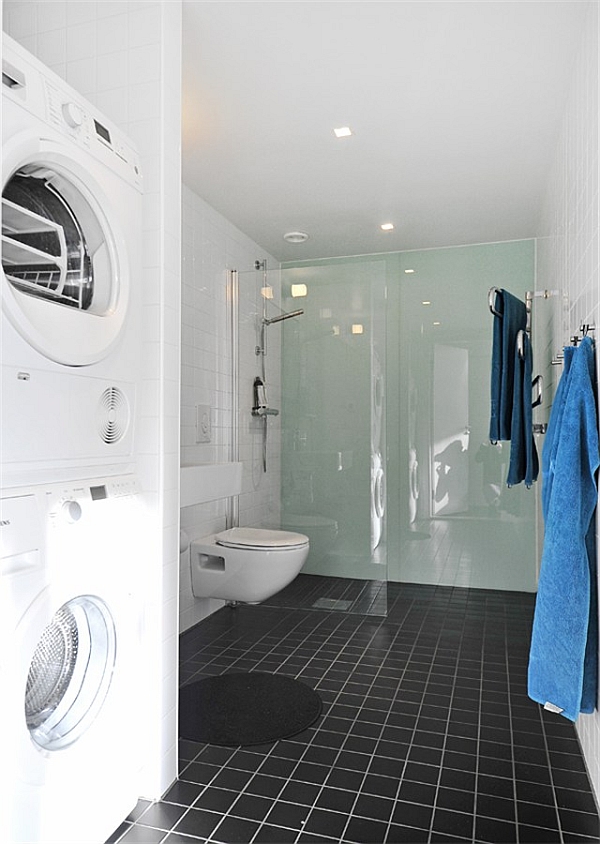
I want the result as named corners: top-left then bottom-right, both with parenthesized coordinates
top-left (180, 462), bottom-right (243, 508)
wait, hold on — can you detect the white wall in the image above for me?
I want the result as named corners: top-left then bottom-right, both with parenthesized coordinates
top-left (179, 184), bottom-right (281, 632)
top-left (3, 0), bottom-right (182, 800)
top-left (537, 0), bottom-right (600, 801)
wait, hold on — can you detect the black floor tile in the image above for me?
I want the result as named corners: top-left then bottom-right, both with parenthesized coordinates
top-left (172, 807), bottom-right (222, 838)
top-left (264, 799), bottom-right (311, 829)
top-left (114, 579), bottom-right (600, 844)
top-left (304, 806), bottom-right (349, 839)
top-left (136, 801), bottom-right (187, 831)
top-left (211, 815), bottom-right (260, 843)
top-left (162, 780), bottom-right (204, 807)
top-left (344, 815), bottom-right (389, 842)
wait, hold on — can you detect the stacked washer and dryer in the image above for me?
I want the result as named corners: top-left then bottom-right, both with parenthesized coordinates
top-left (1, 35), bottom-right (146, 844)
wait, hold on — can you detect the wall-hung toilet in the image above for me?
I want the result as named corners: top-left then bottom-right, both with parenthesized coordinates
top-left (190, 527), bottom-right (309, 604)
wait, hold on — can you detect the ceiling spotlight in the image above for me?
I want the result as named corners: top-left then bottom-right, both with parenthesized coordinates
top-left (380, 223), bottom-right (394, 232)
top-left (283, 231), bottom-right (309, 243)
top-left (333, 126), bottom-right (353, 138)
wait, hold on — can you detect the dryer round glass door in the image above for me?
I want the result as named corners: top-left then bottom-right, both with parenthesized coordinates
top-left (1, 138), bottom-right (134, 365)
top-left (25, 595), bottom-right (116, 751)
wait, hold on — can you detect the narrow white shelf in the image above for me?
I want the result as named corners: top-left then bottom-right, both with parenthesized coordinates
top-left (180, 462), bottom-right (243, 508)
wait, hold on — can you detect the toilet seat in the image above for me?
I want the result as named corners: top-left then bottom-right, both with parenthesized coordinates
top-left (215, 527), bottom-right (308, 550)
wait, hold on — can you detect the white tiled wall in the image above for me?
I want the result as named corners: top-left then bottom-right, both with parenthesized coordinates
top-left (179, 185), bottom-right (281, 632)
top-left (536, 0), bottom-right (600, 802)
top-left (3, 0), bottom-right (182, 800)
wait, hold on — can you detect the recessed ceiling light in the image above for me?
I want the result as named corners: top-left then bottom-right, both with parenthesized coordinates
top-left (404, 268), bottom-right (415, 274)
top-left (422, 300), bottom-right (432, 306)
top-left (351, 324), bottom-right (364, 335)
top-left (283, 231), bottom-right (309, 243)
top-left (433, 321), bottom-right (441, 326)
top-left (381, 223), bottom-right (394, 232)
top-left (333, 126), bottom-right (353, 138)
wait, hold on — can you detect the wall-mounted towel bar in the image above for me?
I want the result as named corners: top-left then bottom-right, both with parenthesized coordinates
top-left (552, 324), bottom-right (596, 365)
top-left (488, 286), bottom-right (502, 317)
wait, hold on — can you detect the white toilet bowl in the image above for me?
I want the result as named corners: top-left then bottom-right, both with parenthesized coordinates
top-left (190, 527), bottom-right (309, 603)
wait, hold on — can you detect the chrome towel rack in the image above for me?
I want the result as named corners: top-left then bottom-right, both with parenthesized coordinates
top-left (488, 286), bottom-right (544, 409)
top-left (552, 323), bottom-right (596, 365)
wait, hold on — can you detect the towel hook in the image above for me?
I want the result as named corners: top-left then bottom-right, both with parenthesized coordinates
top-left (532, 375), bottom-right (543, 408)
top-left (488, 287), bottom-right (502, 317)
top-left (517, 328), bottom-right (525, 361)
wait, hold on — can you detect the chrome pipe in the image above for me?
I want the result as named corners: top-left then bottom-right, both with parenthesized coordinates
top-left (263, 308), bottom-right (304, 325)
top-left (226, 269), bottom-right (239, 529)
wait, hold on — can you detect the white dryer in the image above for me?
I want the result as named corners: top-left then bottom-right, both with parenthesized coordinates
top-left (1, 34), bottom-right (143, 487)
top-left (0, 474), bottom-right (144, 844)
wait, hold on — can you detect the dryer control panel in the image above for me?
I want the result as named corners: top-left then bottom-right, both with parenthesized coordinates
top-left (3, 34), bottom-right (142, 191)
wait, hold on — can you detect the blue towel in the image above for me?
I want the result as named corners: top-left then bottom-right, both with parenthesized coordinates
top-left (528, 336), bottom-right (599, 720)
top-left (541, 345), bottom-right (574, 520)
top-left (489, 289), bottom-right (528, 442)
top-left (507, 331), bottom-right (539, 487)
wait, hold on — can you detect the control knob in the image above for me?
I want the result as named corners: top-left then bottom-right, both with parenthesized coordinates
top-left (62, 101), bottom-right (84, 129)
top-left (61, 499), bottom-right (82, 523)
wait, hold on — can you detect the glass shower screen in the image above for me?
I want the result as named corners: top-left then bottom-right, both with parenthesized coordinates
top-left (279, 261), bottom-right (388, 615)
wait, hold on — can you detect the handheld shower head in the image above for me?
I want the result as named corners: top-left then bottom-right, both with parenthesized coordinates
top-left (263, 308), bottom-right (304, 325)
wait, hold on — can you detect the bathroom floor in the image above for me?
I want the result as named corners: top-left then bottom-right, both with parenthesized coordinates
top-left (109, 580), bottom-right (599, 844)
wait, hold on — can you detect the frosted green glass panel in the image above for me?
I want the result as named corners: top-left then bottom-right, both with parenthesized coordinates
top-left (388, 240), bottom-right (537, 591)
top-left (280, 261), bottom-right (388, 603)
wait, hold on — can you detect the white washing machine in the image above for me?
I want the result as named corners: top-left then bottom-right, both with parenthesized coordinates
top-left (1, 34), bottom-right (143, 488)
top-left (0, 474), bottom-right (144, 844)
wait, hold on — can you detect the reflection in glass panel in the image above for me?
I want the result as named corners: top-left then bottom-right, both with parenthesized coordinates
top-left (279, 261), bottom-right (388, 615)
top-left (261, 239), bottom-right (537, 616)
top-left (391, 240), bottom-right (537, 592)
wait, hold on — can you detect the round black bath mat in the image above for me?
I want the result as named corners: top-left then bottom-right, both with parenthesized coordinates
top-left (179, 671), bottom-right (323, 746)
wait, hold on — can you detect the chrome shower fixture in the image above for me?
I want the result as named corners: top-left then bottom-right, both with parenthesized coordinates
top-left (256, 308), bottom-right (304, 356)
top-left (263, 308), bottom-right (304, 325)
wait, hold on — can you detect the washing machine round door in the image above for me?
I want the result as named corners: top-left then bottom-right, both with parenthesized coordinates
top-left (24, 595), bottom-right (116, 751)
top-left (1, 136), bottom-right (132, 366)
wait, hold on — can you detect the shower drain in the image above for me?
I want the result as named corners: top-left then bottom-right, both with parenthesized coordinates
top-left (311, 598), bottom-right (353, 611)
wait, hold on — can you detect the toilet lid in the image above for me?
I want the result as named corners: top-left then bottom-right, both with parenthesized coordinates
top-left (215, 527), bottom-right (308, 549)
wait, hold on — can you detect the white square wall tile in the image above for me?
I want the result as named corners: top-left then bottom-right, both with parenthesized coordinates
top-left (36, 1), bottom-right (67, 33)
top-left (128, 43), bottom-right (161, 85)
top-left (65, 21), bottom-right (96, 62)
top-left (36, 29), bottom-right (67, 66)
top-left (96, 14), bottom-right (129, 55)
top-left (128, 4), bottom-right (162, 47)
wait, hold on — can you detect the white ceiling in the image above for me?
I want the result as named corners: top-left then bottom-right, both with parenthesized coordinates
top-left (182, 1), bottom-right (590, 262)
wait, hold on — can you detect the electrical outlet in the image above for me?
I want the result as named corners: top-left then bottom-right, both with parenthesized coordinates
top-left (195, 404), bottom-right (211, 443)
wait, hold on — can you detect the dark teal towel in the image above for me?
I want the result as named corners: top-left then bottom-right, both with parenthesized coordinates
top-left (489, 289), bottom-right (528, 442)
top-left (507, 331), bottom-right (539, 487)
top-left (528, 336), bottom-right (599, 720)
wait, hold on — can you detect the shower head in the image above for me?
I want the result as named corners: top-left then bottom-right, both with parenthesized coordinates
top-left (263, 309), bottom-right (304, 325)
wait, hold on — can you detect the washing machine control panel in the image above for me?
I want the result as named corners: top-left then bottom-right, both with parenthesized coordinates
top-left (47, 475), bottom-right (140, 526)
